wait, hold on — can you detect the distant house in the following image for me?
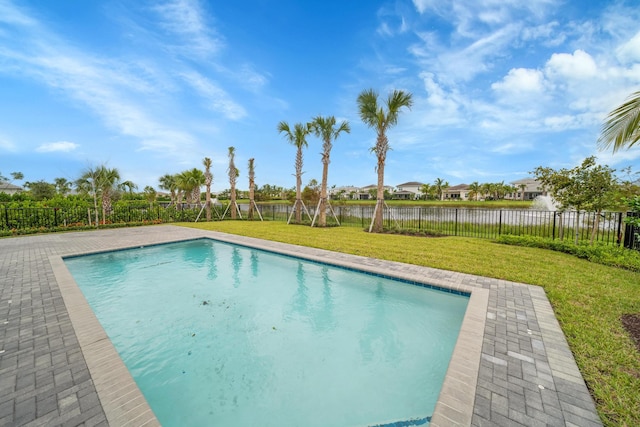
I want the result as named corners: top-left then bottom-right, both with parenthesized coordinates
top-left (0, 182), bottom-right (23, 195)
top-left (442, 184), bottom-right (470, 200)
top-left (356, 184), bottom-right (394, 200)
top-left (329, 186), bottom-right (359, 200)
top-left (394, 181), bottom-right (423, 200)
top-left (510, 178), bottom-right (545, 200)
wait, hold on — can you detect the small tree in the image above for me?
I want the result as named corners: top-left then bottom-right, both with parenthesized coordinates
top-left (278, 121), bottom-right (311, 223)
top-left (533, 157), bottom-right (617, 244)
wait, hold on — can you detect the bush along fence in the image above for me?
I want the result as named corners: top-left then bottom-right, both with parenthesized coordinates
top-left (2, 203), bottom-right (638, 250)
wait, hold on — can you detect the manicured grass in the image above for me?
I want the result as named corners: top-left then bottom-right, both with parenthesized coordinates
top-left (180, 220), bottom-right (640, 426)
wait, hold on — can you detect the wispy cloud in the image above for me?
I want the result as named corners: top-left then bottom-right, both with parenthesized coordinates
top-left (180, 71), bottom-right (247, 120)
top-left (36, 141), bottom-right (79, 153)
top-left (151, 0), bottom-right (223, 59)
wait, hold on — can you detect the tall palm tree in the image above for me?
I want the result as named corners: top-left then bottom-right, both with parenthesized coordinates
top-left (228, 147), bottom-right (239, 219)
top-left (248, 158), bottom-right (256, 220)
top-left (203, 157), bottom-right (213, 221)
top-left (278, 121), bottom-right (311, 223)
top-left (598, 90), bottom-right (640, 152)
top-left (159, 174), bottom-right (178, 206)
top-left (357, 88), bottom-right (412, 232)
top-left (310, 115), bottom-right (350, 227)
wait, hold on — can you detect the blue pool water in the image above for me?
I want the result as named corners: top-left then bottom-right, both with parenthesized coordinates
top-left (65, 239), bottom-right (469, 427)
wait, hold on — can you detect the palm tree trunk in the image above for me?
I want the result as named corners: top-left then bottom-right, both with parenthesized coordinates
top-left (295, 173), bottom-right (302, 223)
top-left (205, 185), bottom-right (211, 221)
top-left (589, 210), bottom-right (601, 245)
top-left (319, 161), bottom-right (329, 227)
top-left (231, 183), bottom-right (237, 220)
top-left (372, 156), bottom-right (385, 233)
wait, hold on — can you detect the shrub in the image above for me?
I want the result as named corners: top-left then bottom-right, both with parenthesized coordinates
top-left (495, 234), bottom-right (640, 272)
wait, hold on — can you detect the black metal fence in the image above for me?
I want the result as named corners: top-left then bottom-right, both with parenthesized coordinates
top-left (2, 203), bottom-right (638, 249)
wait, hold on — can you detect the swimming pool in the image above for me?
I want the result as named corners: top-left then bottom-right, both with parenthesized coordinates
top-left (64, 238), bottom-right (469, 426)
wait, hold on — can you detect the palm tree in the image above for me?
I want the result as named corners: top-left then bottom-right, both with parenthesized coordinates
top-left (75, 166), bottom-right (103, 226)
top-left (54, 177), bottom-right (72, 195)
top-left (309, 115), bottom-right (350, 227)
top-left (434, 178), bottom-right (449, 201)
top-left (180, 168), bottom-right (205, 205)
top-left (419, 183), bottom-right (432, 200)
top-left (143, 186), bottom-right (157, 208)
top-left (357, 88), bottom-right (413, 232)
top-left (248, 158), bottom-right (256, 220)
top-left (120, 180), bottom-right (137, 194)
top-left (159, 174), bottom-right (178, 206)
top-left (228, 147), bottom-right (239, 219)
top-left (468, 181), bottom-right (481, 201)
top-left (203, 157), bottom-right (213, 221)
top-left (278, 121), bottom-right (311, 223)
top-left (96, 166), bottom-right (121, 223)
top-left (519, 183), bottom-right (527, 201)
top-left (598, 91), bottom-right (640, 152)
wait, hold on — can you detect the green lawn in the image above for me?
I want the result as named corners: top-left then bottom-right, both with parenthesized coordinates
top-left (180, 220), bottom-right (640, 426)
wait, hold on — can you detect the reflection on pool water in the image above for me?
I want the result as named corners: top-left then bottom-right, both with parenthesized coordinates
top-left (65, 239), bottom-right (468, 427)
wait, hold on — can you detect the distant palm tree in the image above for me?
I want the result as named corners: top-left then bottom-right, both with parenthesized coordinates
top-left (468, 181), bottom-right (481, 201)
top-left (519, 183), bottom-right (527, 201)
top-left (203, 157), bottom-right (213, 221)
top-left (120, 180), bottom-right (137, 194)
top-left (598, 91), bottom-right (640, 152)
top-left (175, 169), bottom-right (204, 205)
top-left (143, 186), bottom-right (157, 208)
top-left (310, 115), bottom-right (350, 227)
top-left (54, 177), bottom-right (72, 195)
top-left (75, 166), bottom-right (102, 226)
top-left (419, 183), bottom-right (432, 200)
top-left (357, 88), bottom-right (413, 232)
top-left (159, 174), bottom-right (178, 206)
top-left (278, 121), bottom-right (310, 223)
top-left (248, 158), bottom-right (256, 220)
top-left (228, 147), bottom-right (239, 219)
top-left (434, 177), bottom-right (449, 201)
top-left (96, 166), bottom-right (121, 223)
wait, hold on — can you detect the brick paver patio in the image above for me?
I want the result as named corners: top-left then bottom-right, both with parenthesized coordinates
top-left (0, 225), bottom-right (602, 426)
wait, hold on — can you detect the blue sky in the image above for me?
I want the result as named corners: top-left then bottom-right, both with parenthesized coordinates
top-left (1, 0), bottom-right (639, 193)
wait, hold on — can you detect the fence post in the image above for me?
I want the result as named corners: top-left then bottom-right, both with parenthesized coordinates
top-left (455, 209), bottom-right (458, 236)
top-left (552, 212), bottom-right (556, 240)
top-left (498, 210), bottom-right (502, 237)
top-left (5, 205), bottom-right (9, 228)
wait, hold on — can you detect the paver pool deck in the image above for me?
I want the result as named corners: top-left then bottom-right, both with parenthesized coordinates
top-left (0, 225), bottom-right (602, 426)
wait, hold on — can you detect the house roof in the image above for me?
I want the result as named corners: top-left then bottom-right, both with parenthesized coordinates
top-left (446, 184), bottom-right (469, 191)
top-left (397, 181), bottom-right (423, 186)
top-left (0, 182), bottom-right (23, 191)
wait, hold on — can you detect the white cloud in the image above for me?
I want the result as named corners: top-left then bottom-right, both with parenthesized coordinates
top-left (36, 141), bottom-right (79, 153)
top-left (545, 49), bottom-right (598, 80)
top-left (616, 31), bottom-right (640, 64)
top-left (492, 68), bottom-right (545, 95)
